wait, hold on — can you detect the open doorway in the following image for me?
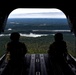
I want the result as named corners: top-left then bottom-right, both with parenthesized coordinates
top-left (0, 8), bottom-right (75, 58)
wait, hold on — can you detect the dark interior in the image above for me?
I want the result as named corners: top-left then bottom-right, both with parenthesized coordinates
top-left (0, 1), bottom-right (76, 75)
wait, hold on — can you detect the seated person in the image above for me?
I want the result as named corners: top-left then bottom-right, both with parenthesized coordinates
top-left (4, 32), bottom-right (27, 75)
top-left (48, 33), bottom-right (75, 75)
top-left (6, 32), bottom-right (27, 63)
top-left (48, 32), bottom-right (68, 62)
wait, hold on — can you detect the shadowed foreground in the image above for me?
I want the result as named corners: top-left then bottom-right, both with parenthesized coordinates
top-left (0, 53), bottom-right (76, 75)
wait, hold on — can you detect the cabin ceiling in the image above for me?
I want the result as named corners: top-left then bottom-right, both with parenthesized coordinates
top-left (0, 1), bottom-right (76, 36)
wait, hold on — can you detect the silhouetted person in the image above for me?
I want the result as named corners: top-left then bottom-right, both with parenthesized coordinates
top-left (6, 32), bottom-right (27, 63)
top-left (47, 33), bottom-right (74, 75)
top-left (48, 33), bottom-right (68, 62)
top-left (3, 32), bottom-right (27, 75)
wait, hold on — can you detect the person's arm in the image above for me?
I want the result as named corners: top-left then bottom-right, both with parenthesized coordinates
top-left (5, 43), bottom-right (10, 62)
top-left (22, 43), bottom-right (27, 54)
top-left (48, 43), bottom-right (54, 56)
top-left (48, 45), bottom-right (51, 55)
top-left (5, 43), bottom-right (9, 55)
top-left (63, 41), bottom-right (68, 61)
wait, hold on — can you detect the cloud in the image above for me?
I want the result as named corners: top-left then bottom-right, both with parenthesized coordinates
top-left (8, 8), bottom-right (66, 18)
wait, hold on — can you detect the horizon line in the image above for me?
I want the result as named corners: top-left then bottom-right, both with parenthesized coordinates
top-left (8, 17), bottom-right (66, 19)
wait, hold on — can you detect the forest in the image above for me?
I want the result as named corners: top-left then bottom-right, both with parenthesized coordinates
top-left (0, 34), bottom-right (75, 58)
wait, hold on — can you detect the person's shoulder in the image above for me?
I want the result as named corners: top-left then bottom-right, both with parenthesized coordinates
top-left (19, 42), bottom-right (24, 44)
top-left (19, 42), bottom-right (25, 45)
top-left (7, 42), bottom-right (12, 45)
top-left (62, 41), bottom-right (67, 46)
top-left (62, 40), bottom-right (66, 44)
top-left (5, 42), bottom-right (12, 49)
top-left (49, 42), bottom-right (55, 47)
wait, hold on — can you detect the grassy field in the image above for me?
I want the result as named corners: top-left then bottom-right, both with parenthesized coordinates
top-left (0, 34), bottom-right (76, 58)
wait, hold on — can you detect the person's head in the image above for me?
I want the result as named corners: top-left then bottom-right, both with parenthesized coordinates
top-left (54, 33), bottom-right (63, 42)
top-left (10, 32), bottom-right (20, 41)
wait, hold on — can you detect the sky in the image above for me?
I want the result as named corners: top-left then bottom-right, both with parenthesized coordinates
top-left (8, 8), bottom-right (66, 18)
